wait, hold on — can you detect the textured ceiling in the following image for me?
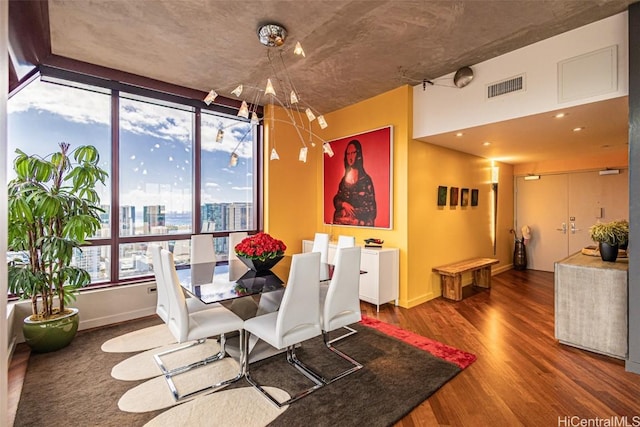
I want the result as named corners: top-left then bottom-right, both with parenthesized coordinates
top-left (45, 0), bottom-right (636, 164)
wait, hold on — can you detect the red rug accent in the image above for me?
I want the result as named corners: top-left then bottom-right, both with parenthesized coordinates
top-left (360, 315), bottom-right (477, 369)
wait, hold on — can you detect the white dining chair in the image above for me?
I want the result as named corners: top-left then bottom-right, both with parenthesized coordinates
top-left (319, 246), bottom-right (363, 383)
top-left (311, 232), bottom-right (330, 264)
top-left (191, 234), bottom-right (216, 264)
top-left (153, 249), bottom-right (245, 401)
top-left (149, 244), bottom-right (209, 322)
top-left (336, 235), bottom-right (356, 248)
top-left (228, 231), bottom-right (248, 260)
top-left (332, 235), bottom-right (356, 264)
top-left (243, 251), bottom-right (324, 407)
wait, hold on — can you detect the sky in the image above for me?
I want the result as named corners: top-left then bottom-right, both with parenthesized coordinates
top-left (8, 79), bottom-right (255, 213)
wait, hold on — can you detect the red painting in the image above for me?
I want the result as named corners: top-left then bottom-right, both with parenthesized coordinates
top-left (323, 126), bottom-right (392, 229)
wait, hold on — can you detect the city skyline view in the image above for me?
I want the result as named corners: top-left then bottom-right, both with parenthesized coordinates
top-left (8, 79), bottom-right (256, 214)
top-left (7, 77), bottom-right (259, 284)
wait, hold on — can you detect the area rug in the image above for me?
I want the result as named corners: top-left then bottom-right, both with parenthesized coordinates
top-left (14, 315), bottom-right (476, 427)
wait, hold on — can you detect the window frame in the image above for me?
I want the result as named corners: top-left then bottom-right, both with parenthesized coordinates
top-left (8, 66), bottom-right (264, 290)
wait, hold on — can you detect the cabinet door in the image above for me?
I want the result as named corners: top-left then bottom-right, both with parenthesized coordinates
top-left (359, 251), bottom-right (379, 301)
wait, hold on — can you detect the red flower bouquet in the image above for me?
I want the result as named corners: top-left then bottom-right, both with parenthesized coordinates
top-left (234, 232), bottom-right (286, 261)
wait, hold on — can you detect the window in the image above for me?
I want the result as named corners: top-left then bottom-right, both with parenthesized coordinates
top-left (119, 95), bottom-right (194, 237)
top-left (201, 112), bottom-right (257, 258)
top-left (7, 73), bottom-right (260, 289)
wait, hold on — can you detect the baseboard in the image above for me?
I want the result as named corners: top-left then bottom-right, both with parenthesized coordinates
top-left (6, 303), bottom-right (16, 362)
top-left (626, 359), bottom-right (640, 375)
top-left (405, 291), bottom-right (436, 308)
top-left (493, 264), bottom-right (513, 275)
top-left (78, 307), bottom-right (157, 331)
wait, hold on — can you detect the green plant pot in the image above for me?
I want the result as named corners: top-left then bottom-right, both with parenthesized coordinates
top-left (23, 308), bottom-right (80, 353)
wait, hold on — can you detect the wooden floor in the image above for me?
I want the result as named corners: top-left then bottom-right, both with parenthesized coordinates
top-left (9, 269), bottom-right (640, 426)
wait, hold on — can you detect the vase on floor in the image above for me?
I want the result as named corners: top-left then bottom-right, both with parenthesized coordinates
top-left (513, 240), bottom-right (527, 271)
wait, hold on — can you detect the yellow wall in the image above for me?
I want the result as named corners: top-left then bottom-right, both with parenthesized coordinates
top-left (262, 105), bottom-right (320, 254)
top-left (264, 85), bottom-right (514, 308)
top-left (315, 86), bottom-right (411, 304)
top-left (407, 143), bottom-right (514, 305)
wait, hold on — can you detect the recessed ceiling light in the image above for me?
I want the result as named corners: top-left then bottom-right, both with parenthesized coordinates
top-left (554, 113), bottom-right (567, 119)
top-left (573, 127), bottom-right (584, 132)
top-left (456, 132), bottom-right (464, 137)
top-left (483, 141), bottom-right (491, 146)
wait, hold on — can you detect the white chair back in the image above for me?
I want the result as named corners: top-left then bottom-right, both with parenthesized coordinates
top-left (336, 235), bottom-right (356, 248)
top-left (228, 232), bottom-right (248, 261)
top-left (323, 246), bottom-right (362, 332)
top-left (161, 249), bottom-right (191, 343)
top-left (150, 244), bottom-right (169, 323)
top-left (311, 232), bottom-right (330, 264)
top-left (191, 234), bottom-right (216, 264)
top-left (276, 251), bottom-right (322, 348)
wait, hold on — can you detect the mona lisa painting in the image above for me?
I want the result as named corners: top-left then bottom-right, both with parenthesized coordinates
top-left (323, 126), bottom-right (393, 229)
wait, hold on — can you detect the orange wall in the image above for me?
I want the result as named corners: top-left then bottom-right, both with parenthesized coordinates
top-left (264, 85), bottom-right (514, 307)
top-left (514, 150), bottom-right (628, 175)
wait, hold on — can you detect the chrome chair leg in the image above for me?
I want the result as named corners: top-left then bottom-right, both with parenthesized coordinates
top-left (244, 333), bottom-right (324, 408)
top-left (153, 337), bottom-right (224, 376)
top-left (325, 325), bottom-right (357, 345)
top-left (155, 331), bottom-right (244, 402)
top-left (321, 329), bottom-right (363, 384)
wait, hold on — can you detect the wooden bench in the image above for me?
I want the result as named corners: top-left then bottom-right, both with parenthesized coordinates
top-left (432, 258), bottom-right (499, 301)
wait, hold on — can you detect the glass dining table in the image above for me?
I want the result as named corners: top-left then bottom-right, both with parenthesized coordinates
top-left (175, 256), bottom-right (334, 305)
top-left (176, 256), bottom-right (335, 363)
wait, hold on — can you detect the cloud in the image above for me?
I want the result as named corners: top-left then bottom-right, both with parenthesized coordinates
top-left (9, 79), bottom-right (110, 126)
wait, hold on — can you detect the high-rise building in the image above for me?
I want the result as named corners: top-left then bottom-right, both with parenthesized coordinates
top-left (143, 205), bottom-right (165, 234)
top-left (73, 246), bottom-right (101, 280)
top-left (120, 205), bottom-right (135, 236)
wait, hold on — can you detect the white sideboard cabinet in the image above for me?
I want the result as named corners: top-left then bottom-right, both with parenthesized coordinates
top-left (302, 240), bottom-right (399, 311)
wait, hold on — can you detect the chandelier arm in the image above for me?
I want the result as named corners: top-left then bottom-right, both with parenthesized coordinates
top-left (268, 117), bottom-right (326, 146)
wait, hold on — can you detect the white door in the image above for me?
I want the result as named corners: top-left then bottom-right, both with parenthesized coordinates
top-left (515, 170), bottom-right (629, 272)
top-left (515, 174), bottom-right (568, 272)
top-left (567, 170), bottom-right (629, 254)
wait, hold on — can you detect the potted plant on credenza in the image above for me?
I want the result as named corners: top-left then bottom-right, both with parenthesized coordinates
top-left (589, 220), bottom-right (628, 262)
top-left (7, 143), bottom-right (108, 352)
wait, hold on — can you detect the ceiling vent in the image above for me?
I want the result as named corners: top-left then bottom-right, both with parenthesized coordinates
top-left (486, 74), bottom-right (525, 99)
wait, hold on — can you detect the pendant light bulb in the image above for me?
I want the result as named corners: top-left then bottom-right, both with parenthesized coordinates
top-left (294, 41), bottom-right (306, 57)
top-left (265, 79), bottom-right (276, 96)
top-left (251, 111), bottom-right (260, 125)
top-left (290, 90), bottom-right (299, 104)
top-left (204, 90), bottom-right (218, 105)
top-left (323, 142), bottom-right (334, 157)
top-left (237, 101), bottom-right (249, 119)
top-left (305, 108), bottom-right (316, 122)
top-left (270, 148), bottom-right (280, 160)
top-left (229, 152), bottom-right (239, 167)
top-left (317, 115), bottom-right (328, 129)
top-left (299, 146), bottom-right (308, 163)
top-left (231, 85), bottom-right (243, 97)
top-left (216, 129), bottom-right (224, 142)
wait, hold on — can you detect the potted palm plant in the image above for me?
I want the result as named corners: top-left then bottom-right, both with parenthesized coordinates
top-left (7, 143), bottom-right (108, 352)
top-left (589, 220), bottom-right (628, 262)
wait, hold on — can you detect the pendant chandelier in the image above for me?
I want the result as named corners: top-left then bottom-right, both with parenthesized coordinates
top-left (204, 23), bottom-right (334, 166)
